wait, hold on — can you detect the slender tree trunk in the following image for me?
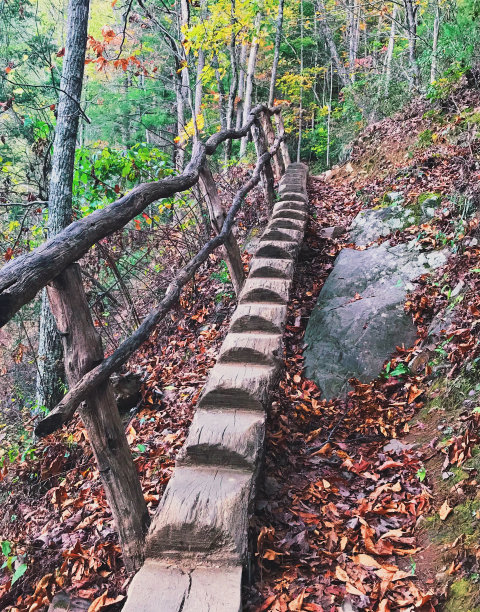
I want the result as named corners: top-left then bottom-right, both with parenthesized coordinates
top-left (297, 0), bottom-right (304, 162)
top-left (316, 0), bottom-right (350, 88)
top-left (239, 14), bottom-right (261, 157)
top-left (36, 297), bottom-right (65, 411)
top-left (430, 1), bottom-right (440, 84)
top-left (198, 165), bottom-right (244, 295)
top-left (39, 0), bottom-right (149, 572)
top-left (348, 0), bottom-right (360, 81)
top-left (403, 0), bottom-right (420, 85)
top-left (268, 0), bottom-right (285, 106)
top-left (224, 0), bottom-right (238, 161)
top-left (236, 44), bottom-right (248, 130)
top-left (384, 3), bottom-right (398, 94)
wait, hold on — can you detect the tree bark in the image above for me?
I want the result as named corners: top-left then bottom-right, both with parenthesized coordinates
top-left (347, 0), bottom-right (360, 81)
top-left (37, 0), bottom-right (92, 411)
top-left (430, 1), bottom-right (440, 84)
top-left (268, 0), bottom-right (285, 106)
top-left (252, 118), bottom-right (275, 209)
top-left (36, 0), bottom-right (150, 572)
top-left (198, 165), bottom-right (244, 295)
top-left (316, 0), bottom-right (350, 88)
top-left (384, 3), bottom-right (398, 94)
top-left (224, 0), bottom-right (239, 162)
top-left (47, 265), bottom-right (150, 572)
top-left (235, 44), bottom-right (248, 130)
top-left (239, 14), bottom-right (261, 157)
top-left (403, 0), bottom-right (420, 86)
top-left (274, 112), bottom-right (291, 168)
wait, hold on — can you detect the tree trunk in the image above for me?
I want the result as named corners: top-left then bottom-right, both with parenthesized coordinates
top-left (198, 165), bottom-right (244, 295)
top-left (252, 118), bottom-right (275, 209)
top-left (403, 0), bottom-right (420, 86)
top-left (297, 0), bottom-right (304, 162)
top-left (347, 0), bottom-right (360, 81)
top-left (261, 112), bottom-right (283, 178)
top-left (268, 0), bottom-right (285, 106)
top-left (316, 0), bottom-right (350, 88)
top-left (274, 112), bottom-right (291, 168)
top-left (239, 14), bottom-right (261, 157)
top-left (384, 3), bottom-right (398, 94)
top-left (47, 265), bottom-right (150, 572)
top-left (235, 44), bottom-right (248, 130)
top-left (38, 0), bottom-right (149, 572)
top-left (430, 1), bottom-right (440, 84)
top-left (36, 294), bottom-right (65, 411)
top-left (37, 0), bottom-right (95, 411)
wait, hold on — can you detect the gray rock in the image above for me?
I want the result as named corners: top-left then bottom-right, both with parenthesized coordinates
top-left (349, 203), bottom-right (418, 246)
top-left (304, 242), bottom-right (448, 399)
top-left (420, 194), bottom-right (441, 218)
top-left (385, 191), bottom-right (404, 203)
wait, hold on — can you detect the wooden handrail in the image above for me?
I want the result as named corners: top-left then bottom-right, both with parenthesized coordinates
top-left (35, 136), bottom-right (284, 436)
top-left (0, 105), bottom-right (284, 327)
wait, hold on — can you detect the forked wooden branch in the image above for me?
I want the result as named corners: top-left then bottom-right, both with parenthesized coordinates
top-left (0, 104), bottom-right (283, 327)
top-left (35, 137), bottom-right (283, 437)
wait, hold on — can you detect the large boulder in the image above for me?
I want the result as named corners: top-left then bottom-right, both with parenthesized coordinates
top-left (349, 200), bottom-right (418, 246)
top-left (304, 242), bottom-right (448, 399)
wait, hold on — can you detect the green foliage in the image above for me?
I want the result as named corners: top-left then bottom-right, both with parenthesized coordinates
top-left (426, 63), bottom-right (469, 102)
top-left (73, 143), bottom-right (173, 217)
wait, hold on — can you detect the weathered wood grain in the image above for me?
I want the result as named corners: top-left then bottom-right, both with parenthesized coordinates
top-left (124, 561), bottom-right (242, 612)
top-left (146, 466), bottom-right (253, 561)
top-left (239, 277), bottom-right (292, 304)
top-left (218, 332), bottom-right (283, 366)
top-left (199, 363), bottom-right (278, 411)
top-left (229, 303), bottom-right (288, 334)
top-left (261, 227), bottom-right (304, 243)
top-left (255, 240), bottom-right (297, 260)
top-left (249, 257), bottom-right (294, 279)
top-left (178, 409), bottom-right (265, 468)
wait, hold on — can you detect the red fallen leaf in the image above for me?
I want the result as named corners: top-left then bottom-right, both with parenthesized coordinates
top-left (256, 595), bottom-right (277, 611)
top-left (134, 219), bottom-right (141, 230)
top-left (377, 459), bottom-right (403, 471)
top-left (56, 47), bottom-right (65, 57)
top-left (4, 247), bottom-right (13, 261)
top-left (288, 589), bottom-right (305, 610)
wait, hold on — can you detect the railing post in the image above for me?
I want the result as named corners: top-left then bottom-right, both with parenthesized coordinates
top-left (198, 164), bottom-right (245, 295)
top-left (46, 263), bottom-right (150, 572)
top-left (260, 111), bottom-right (284, 179)
top-left (252, 118), bottom-right (276, 210)
top-left (274, 112), bottom-right (291, 168)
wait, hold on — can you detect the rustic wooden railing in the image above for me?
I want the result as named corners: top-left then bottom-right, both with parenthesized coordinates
top-left (0, 104), bottom-right (292, 574)
top-left (123, 162), bottom-right (308, 611)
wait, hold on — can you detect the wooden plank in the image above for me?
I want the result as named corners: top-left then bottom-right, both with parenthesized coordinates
top-left (146, 466), bottom-right (254, 561)
top-left (199, 363), bottom-right (278, 411)
top-left (218, 332), bottom-right (283, 366)
top-left (249, 257), bottom-right (294, 279)
top-left (239, 277), bottom-right (292, 304)
top-left (178, 409), bottom-right (265, 468)
top-left (229, 303), bottom-right (287, 334)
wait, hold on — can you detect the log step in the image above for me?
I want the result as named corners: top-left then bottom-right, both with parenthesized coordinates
top-left (229, 303), bottom-right (287, 334)
top-left (278, 192), bottom-right (308, 203)
top-left (199, 363), bottom-right (277, 411)
top-left (146, 466), bottom-right (253, 561)
top-left (255, 240), bottom-right (298, 260)
top-left (269, 217), bottom-right (305, 231)
top-left (249, 257), bottom-right (294, 279)
top-left (239, 277), bottom-right (291, 304)
top-left (273, 200), bottom-right (307, 213)
top-left (271, 209), bottom-right (308, 222)
top-left (178, 409), bottom-right (265, 469)
top-left (218, 332), bottom-right (282, 366)
top-left (124, 561), bottom-right (242, 612)
top-left (261, 227), bottom-right (303, 243)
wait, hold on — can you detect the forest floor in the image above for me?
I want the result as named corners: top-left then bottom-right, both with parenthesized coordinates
top-left (244, 75), bottom-right (480, 611)
top-left (4, 77), bottom-right (480, 611)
